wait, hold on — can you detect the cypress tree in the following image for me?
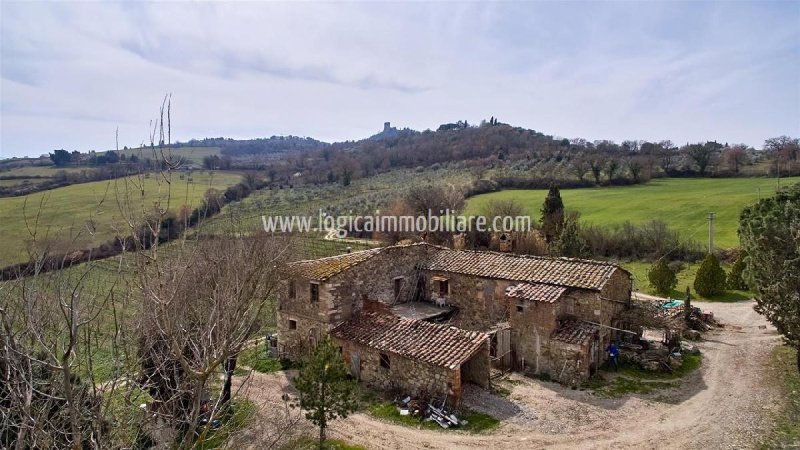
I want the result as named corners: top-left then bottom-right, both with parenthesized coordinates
top-left (541, 184), bottom-right (565, 243)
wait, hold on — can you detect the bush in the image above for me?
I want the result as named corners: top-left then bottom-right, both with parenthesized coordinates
top-left (648, 259), bottom-right (677, 296)
top-left (693, 253), bottom-right (727, 297)
top-left (727, 250), bottom-right (748, 290)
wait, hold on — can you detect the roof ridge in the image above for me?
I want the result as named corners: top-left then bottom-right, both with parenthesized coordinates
top-left (441, 247), bottom-right (620, 267)
top-left (289, 246), bottom-right (382, 265)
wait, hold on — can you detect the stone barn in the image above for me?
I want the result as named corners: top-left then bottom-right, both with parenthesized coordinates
top-left (277, 242), bottom-right (632, 393)
top-left (330, 312), bottom-right (490, 403)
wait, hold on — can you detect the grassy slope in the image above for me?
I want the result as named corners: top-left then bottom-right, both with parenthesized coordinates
top-left (466, 177), bottom-right (800, 249)
top-left (109, 146), bottom-right (221, 165)
top-left (205, 167), bottom-right (469, 234)
top-left (624, 260), bottom-right (752, 301)
top-left (0, 171), bottom-right (241, 266)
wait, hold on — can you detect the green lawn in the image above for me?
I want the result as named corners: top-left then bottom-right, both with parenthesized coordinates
top-left (368, 401), bottom-right (499, 433)
top-left (0, 171), bottom-right (241, 266)
top-left (624, 260), bottom-right (752, 301)
top-left (466, 177), bottom-right (800, 249)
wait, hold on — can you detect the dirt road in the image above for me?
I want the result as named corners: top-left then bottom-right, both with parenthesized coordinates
top-left (239, 300), bottom-right (783, 449)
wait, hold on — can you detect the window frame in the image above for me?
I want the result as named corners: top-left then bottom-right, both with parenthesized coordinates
top-left (379, 352), bottom-right (391, 369)
top-left (288, 319), bottom-right (297, 330)
top-left (288, 280), bottom-right (296, 299)
top-left (310, 282), bottom-right (320, 303)
top-left (438, 279), bottom-right (449, 297)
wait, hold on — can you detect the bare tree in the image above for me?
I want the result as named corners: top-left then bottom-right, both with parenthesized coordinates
top-left (764, 135), bottom-right (799, 161)
top-left (723, 145), bottom-right (749, 174)
top-left (570, 155), bottom-right (590, 181)
top-left (657, 140), bottom-right (677, 174)
top-left (134, 234), bottom-right (287, 448)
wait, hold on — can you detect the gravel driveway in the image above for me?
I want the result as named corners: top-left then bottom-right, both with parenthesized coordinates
top-left (237, 300), bottom-right (783, 449)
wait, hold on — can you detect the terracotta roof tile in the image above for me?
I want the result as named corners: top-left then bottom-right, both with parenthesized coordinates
top-left (419, 249), bottom-right (623, 291)
top-left (551, 321), bottom-right (599, 345)
top-left (330, 312), bottom-right (488, 370)
top-left (287, 248), bottom-right (383, 281)
top-left (506, 283), bottom-right (567, 303)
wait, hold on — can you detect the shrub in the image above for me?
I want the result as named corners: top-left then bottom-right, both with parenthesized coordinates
top-left (694, 253), bottom-right (727, 297)
top-left (727, 250), bottom-right (748, 290)
top-left (648, 259), bottom-right (677, 296)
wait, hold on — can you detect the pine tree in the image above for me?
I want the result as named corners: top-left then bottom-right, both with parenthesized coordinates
top-left (294, 338), bottom-right (358, 446)
top-left (541, 184), bottom-right (565, 243)
top-left (647, 259), bottom-right (677, 296)
top-left (739, 183), bottom-right (800, 372)
top-left (693, 253), bottom-right (727, 297)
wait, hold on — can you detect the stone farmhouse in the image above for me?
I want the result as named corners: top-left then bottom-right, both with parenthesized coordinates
top-left (277, 242), bottom-right (632, 402)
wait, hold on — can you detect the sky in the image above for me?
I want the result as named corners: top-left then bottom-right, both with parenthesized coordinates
top-left (1, 1), bottom-right (799, 159)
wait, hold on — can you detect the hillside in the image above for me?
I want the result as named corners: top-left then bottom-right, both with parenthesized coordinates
top-left (0, 171), bottom-right (241, 266)
top-left (466, 177), bottom-right (800, 248)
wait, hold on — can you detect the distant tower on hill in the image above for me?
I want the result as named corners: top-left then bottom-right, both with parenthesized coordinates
top-left (384, 122), bottom-right (391, 132)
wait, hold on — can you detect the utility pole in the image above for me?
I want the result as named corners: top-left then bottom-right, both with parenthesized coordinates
top-left (707, 212), bottom-right (715, 254)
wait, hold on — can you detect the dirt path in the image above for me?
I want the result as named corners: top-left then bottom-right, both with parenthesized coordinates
top-left (239, 300), bottom-right (782, 449)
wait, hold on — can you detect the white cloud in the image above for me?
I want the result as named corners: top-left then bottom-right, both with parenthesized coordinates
top-left (1, 1), bottom-right (798, 158)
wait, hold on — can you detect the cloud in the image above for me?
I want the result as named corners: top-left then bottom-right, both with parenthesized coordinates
top-left (1, 1), bottom-right (798, 158)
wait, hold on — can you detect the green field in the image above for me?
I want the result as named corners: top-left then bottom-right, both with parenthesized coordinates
top-left (466, 177), bottom-right (800, 249)
top-left (624, 260), bottom-right (752, 301)
top-left (109, 146), bottom-right (221, 166)
top-left (0, 171), bottom-right (241, 266)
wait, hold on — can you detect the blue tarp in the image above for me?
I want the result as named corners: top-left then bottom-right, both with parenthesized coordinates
top-left (661, 299), bottom-right (684, 309)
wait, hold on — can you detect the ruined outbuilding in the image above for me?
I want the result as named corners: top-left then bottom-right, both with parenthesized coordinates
top-left (277, 242), bottom-right (632, 399)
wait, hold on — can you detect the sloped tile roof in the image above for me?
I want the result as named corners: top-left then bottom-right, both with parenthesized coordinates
top-left (506, 282), bottom-right (567, 303)
top-left (330, 312), bottom-right (488, 370)
top-left (286, 242), bottom-right (445, 281)
top-left (551, 321), bottom-right (599, 346)
top-left (287, 247), bottom-right (383, 281)
top-left (419, 249), bottom-right (623, 291)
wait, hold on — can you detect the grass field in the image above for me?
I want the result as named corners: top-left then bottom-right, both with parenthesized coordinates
top-left (624, 260), bottom-right (752, 301)
top-left (466, 177), bottom-right (800, 249)
top-left (0, 171), bottom-right (241, 266)
top-left (108, 146), bottom-right (221, 166)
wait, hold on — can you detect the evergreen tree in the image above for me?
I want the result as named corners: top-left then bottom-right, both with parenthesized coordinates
top-left (551, 212), bottom-right (587, 257)
top-left (294, 338), bottom-right (358, 446)
top-left (739, 183), bottom-right (800, 372)
top-left (727, 250), bottom-right (748, 290)
top-left (648, 259), bottom-right (677, 296)
top-left (693, 253), bottom-right (727, 297)
top-left (541, 184), bottom-right (565, 243)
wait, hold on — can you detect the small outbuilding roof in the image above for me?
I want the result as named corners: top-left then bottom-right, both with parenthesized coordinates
top-left (506, 282), bottom-right (567, 303)
top-left (551, 321), bottom-right (599, 346)
top-left (330, 312), bottom-right (488, 370)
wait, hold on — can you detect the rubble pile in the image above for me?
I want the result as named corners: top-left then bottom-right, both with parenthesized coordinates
top-left (394, 394), bottom-right (465, 429)
top-left (618, 298), bottom-right (718, 374)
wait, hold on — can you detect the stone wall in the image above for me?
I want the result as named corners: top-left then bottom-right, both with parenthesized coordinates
top-left (424, 271), bottom-right (513, 331)
top-left (277, 244), bottom-right (435, 359)
top-left (549, 340), bottom-right (592, 387)
top-left (508, 299), bottom-right (559, 374)
top-left (276, 311), bottom-right (326, 358)
top-left (334, 338), bottom-right (461, 401)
